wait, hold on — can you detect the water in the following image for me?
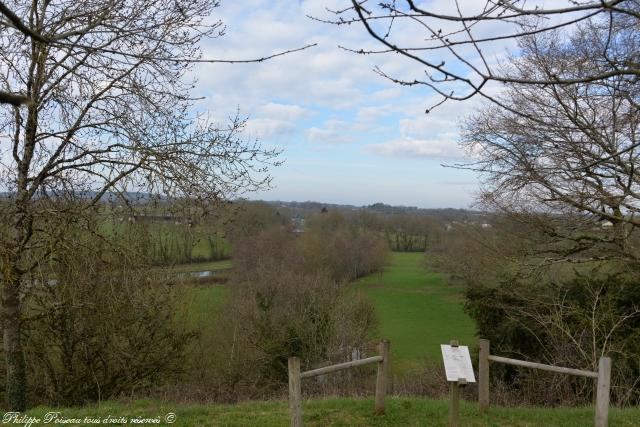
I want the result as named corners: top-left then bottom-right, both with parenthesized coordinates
top-left (190, 270), bottom-right (216, 277)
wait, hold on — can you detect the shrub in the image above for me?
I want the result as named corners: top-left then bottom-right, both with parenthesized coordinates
top-left (301, 212), bottom-right (389, 281)
top-left (198, 226), bottom-right (379, 399)
top-left (20, 225), bottom-right (195, 406)
top-left (465, 270), bottom-right (640, 406)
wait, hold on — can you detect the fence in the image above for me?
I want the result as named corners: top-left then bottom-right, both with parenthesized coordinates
top-left (288, 340), bottom-right (390, 427)
top-left (478, 339), bottom-right (612, 427)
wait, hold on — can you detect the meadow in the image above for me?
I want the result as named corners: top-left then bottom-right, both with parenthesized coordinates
top-left (101, 218), bottom-right (230, 265)
top-left (179, 251), bottom-right (476, 373)
top-left (27, 252), bottom-right (637, 426)
top-left (355, 252), bottom-right (476, 371)
top-left (26, 397), bottom-right (640, 426)
top-left (168, 259), bottom-right (232, 274)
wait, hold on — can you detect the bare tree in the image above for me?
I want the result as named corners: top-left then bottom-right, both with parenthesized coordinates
top-left (458, 17), bottom-right (640, 263)
top-left (318, 1), bottom-right (639, 111)
top-left (0, 0), bottom-right (287, 410)
top-left (0, 1), bottom-right (314, 106)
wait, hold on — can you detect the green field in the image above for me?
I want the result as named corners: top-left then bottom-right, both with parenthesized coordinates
top-left (355, 252), bottom-right (476, 371)
top-left (29, 255), bottom-right (638, 426)
top-left (184, 285), bottom-right (229, 325)
top-left (101, 219), bottom-right (230, 265)
top-left (25, 397), bottom-right (640, 426)
top-left (178, 252), bottom-right (476, 372)
top-left (168, 259), bottom-right (232, 273)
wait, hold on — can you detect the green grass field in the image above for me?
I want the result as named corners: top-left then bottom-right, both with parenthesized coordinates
top-left (355, 252), bottom-right (476, 372)
top-left (27, 254), bottom-right (638, 426)
top-left (177, 252), bottom-right (475, 373)
top-left (168, 259), bottom-right (232, 273)
top-left (25, 397), bottom-right (640, 426)
top-left (183, 285), bottom-right (229, 325)
top-left (101, 219), bottom-right (230, 265)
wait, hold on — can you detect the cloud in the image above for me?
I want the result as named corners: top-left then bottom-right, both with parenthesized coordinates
top-left (307, 119), bottom-right (352, 144)
top-left (400, 117), bottom-right (442, 137)
top-left (245, 118), bottom-right (295, 138)
top-left (370, 87), bottom-right (403, 101)
top-left (194, 0), bottom-right (439, 118)
top-left (356, 105), bottom-right (392, 123)
top-left (366, 137), bottom-right (467, 160)
top-left (183, 0), bottom-right (498, 205)
top-left (257, 102), bottom-right (314, 121)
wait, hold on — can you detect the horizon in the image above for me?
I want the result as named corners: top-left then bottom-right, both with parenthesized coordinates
top-left (190, 0), bottom-right (503, 209)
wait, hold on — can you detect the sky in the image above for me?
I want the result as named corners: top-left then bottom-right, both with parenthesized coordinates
top-left (192, 0), bottom-right (516, 209)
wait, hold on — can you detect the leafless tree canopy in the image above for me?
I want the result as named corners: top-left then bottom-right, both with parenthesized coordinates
top-left (0, 0), bottom-right (282, 410)
top-left (1, 0), bottom-right (283, 203)
top-left (319, 0), bottom-right (640, 112)
top-left (0, 1), bottom-right (314, 106)
top-left (459, 17), bottom-right (640, 262)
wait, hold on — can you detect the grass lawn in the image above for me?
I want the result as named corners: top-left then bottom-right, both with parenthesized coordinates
top-left (355, 252), bottom-right (476, 372)
top-left (167, 259), bottom-right (232, 273)
top-left (101, 219), bottom-right (230, 265)
top-left (182, 284), bottom-right (229, 328)
top-left (174, 252), bottom-right (475, 373)
top-left (25, 397), bottom-right (640, 426)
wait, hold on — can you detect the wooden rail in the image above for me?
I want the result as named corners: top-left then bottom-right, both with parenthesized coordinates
top-left (487, 355), bottom-right (598, 378)
top-left (288, 340), bottom-right (390, 427)
top-left (300, 355), bottom-right (383, 379)
top-left (478, 339), bottom-right (611, 427)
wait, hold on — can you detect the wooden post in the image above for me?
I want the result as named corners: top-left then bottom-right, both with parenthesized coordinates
top-left (478, 339), bottom-right (490, 412)
top-left (288, 357), bottom-right (302, 427)
top-left (374, 340), bottom-right (390, 415)
top-left (448, 340), bottom-right (460, 427)
top-left (595, 356), bottom-right (611, 427)
top-left (449, 378), bottom-right (466, 427)
top-left (449, 381), bottom-right (459, 427)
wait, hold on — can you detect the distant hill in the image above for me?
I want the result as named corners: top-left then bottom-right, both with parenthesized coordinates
top-left (0, 191), bottom-right (485, 223)
top-left (263, 200), bottom-right (484, 223)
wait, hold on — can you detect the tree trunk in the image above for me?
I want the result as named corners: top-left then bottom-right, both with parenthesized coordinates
top-left (2, 272), bottom-right (26, 411)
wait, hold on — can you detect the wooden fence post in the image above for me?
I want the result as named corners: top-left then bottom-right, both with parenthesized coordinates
top-left (594, 356), bottom-right (611, 427)
top-left (374, 340), bottom-right (390, 415)
top-left (288, 357), bottom-right (302, 427)
top-left (478, 339), bottom-right (490, 412)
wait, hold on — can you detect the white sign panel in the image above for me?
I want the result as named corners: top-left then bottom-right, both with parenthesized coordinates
top-left (441, 344), bottom-right (476, 383)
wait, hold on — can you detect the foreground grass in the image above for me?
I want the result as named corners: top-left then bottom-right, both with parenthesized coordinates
top-left (24, 397), bottom-right (640, 426)
top-left (356, 252), bottom-right (476, 372)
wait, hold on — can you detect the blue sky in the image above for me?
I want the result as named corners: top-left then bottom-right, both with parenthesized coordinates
top-left (192, 1), bottom-right (512, 208)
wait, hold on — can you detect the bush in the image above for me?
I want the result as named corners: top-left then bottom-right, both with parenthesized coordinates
top-left (196, 226), bottom-right (379, 399)
top-left (20, 225), bottom-right (195, 406)
top-left (222, 270), bottom-right (375, 385)
top-left (465, 270), bottom-right (640, 406)
top-left (301, 212), bottom-right (389, 281)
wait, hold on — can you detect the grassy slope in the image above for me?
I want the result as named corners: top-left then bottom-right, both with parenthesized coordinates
top-left (355, 252), bottom-right (476, 371)
top-left (28, 398), bottom-right (640, 426)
